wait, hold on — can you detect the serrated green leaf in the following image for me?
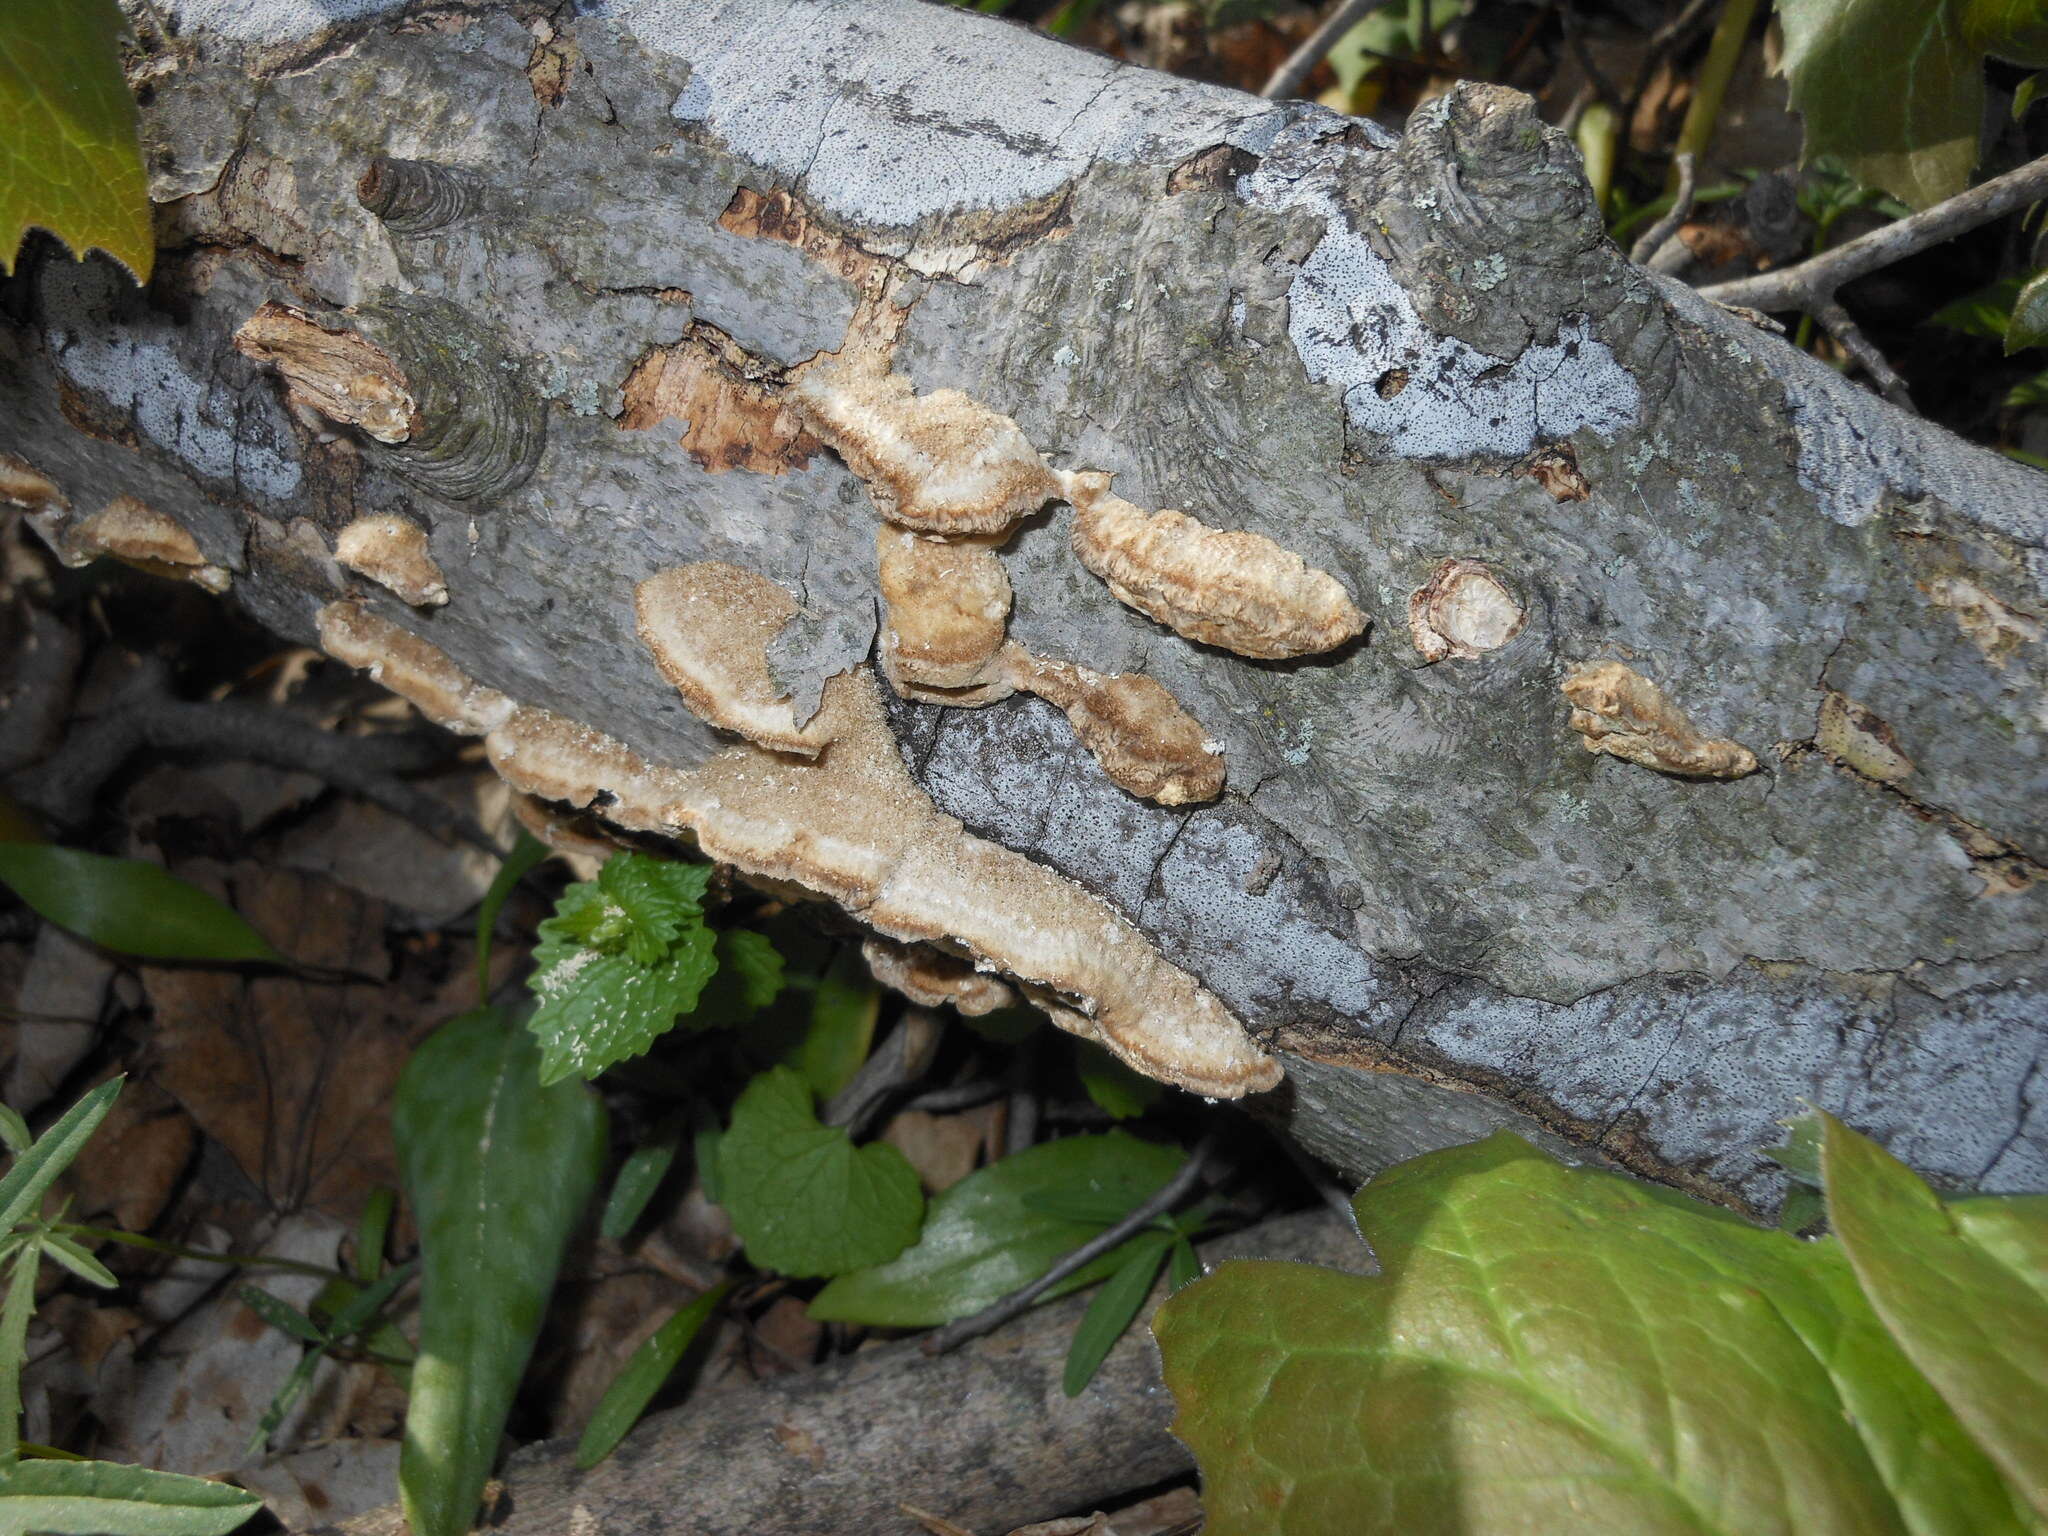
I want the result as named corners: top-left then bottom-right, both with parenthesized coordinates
top-left (810, 1132), bottom-right (1186, 1327)
top-left (0, 1243), bottom-right (40, 1469)
top-left (474, 831), bottom-right (549, 996)
top-left (0, 0), bottom-right (153, 283)
top-left (574, 1278), bottom-right (733, 1470)
top-left (1776, 0), bottom-right (2048, 210)
top-left (526, 927), bottom-right (718, 1085)
top-left (787, 950), bottom-right (879, 1100)
top-left (1821, 1111), bottom-right (2048, 1522)
top-left (1064, 1232), bottom-right (1172, 1398)
top-left (1074, 1039), bottom-right (1163, 1121)
top-left (0, 847), bottom-right (281, 963)
top-left (597, 854), bottom-right (711, 964)
top-left (0, 1458), bottom-right (263, 1535)
top-left (1154, 1131), bottom-right (2033, 1536)
top-left (2006, 270), bottom-right (2048, 352)
top-left (0, 1077), bottom-right (122, 1233)
top-left (714, 1067), bottom-right (922, 1279)
top-left (714, 928), bottom-right (783, 1012)
top-left (599, 1125), bottom-right (682, 1241)
top-left (393, 1008), bottom-right (607, 1536)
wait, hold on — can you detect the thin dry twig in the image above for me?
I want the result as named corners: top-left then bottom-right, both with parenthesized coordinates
top-left (1814, 300), bottom-right (1914, 408)
top-left (1699, 152), bottom-right (2048, 312)
top-left (1261, 0), bottom-right (1399, 99)
top-left (1630, 151), bottom-right (1698, 265)
top-left (920, 1135), bottom-right (1218, 1358)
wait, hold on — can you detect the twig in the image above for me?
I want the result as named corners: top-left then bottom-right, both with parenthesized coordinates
top-left (920, 1135), bottom-right (1218, 1357)
top-left (1621, 0), bottom-right (1719, 132)
top-left (1700, 152), bottom-right (2048, 311)
top-left (822, 1009), bottom-right (943, 1137)
top-left (1630, 151), bottom-right (1698, 265)
top-left (904, 1078), bottom-right (1006, 1115)
top-left (1814, 300), bottom-right (1914, 408)
top-left (0, 608), bottom-right (81, 777)
top-left (1261, 0), bottom-right (1399, 99)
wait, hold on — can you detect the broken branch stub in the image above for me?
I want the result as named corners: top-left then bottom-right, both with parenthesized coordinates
top-left (1061, 471), bottom-right (1367, 660)
top-left (233, 303), bottom-right (419, 444)
top-left (1407, 558), bottom-right (1525, 662)
top-left (1562, 661), bottom-right (1759, 779)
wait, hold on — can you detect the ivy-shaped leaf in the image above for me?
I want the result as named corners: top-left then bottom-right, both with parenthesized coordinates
top-left (713, 1067), bottom-right (923, 1279)
top-left (0, 0), bottom-right (154, 281)
top-left (1777, 0), bottom-right (2048, 209)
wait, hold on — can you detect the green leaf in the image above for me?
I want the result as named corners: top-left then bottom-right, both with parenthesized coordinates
top-left (353, 1186), bottom-right (395, 1286)
top-left (0, 1112), bottom-right (27, 1158)
top-left (682, 928), bottom-right (786, 1032)
top-left (0, 1077), bottom-right (123, 1233)
top-left (573, 1279), bottom-right (733, 1469)
top-left (474, 831), bottom-right (549, 996)
top-left (596, 855), bottom-right (710, 964)
top-left (526, 930), bottom-right (718, 1084)
top-left (810, 1132), bottom-right (1186, 1327)
top-left (393, 1008), bottom-right (607, 1536)
top-left (694, 1125), bottom-right (724, 1205)
top-left (1776, 0), bottom-right (2048, 210)
top-left (2006, 270), bottom-right (2048, 352)
top-left (0, 1244), bottom-right (40, 1469)
top-left (1154, 1131), bottom-right (2033, 1536)
top-left (714, 1067), bottom-right (922, 1279)
top-left (237, 1287), bottom-right (327, 1347)
top-left (0, 847), bottom-right (281, 963)
top-left (599, 1125), bottom-right (683, 1241)
top-left (0, 1459), bottom-right (263, 1535)
top-left (1821, 1111), bottom-right (2048, 1522)
top-left (1927, 272), bottom-right (2029, 337)
top-left (1063, 1232), bottom-right (1172, 1398)
top-left (0, 0), bottom-right (153, 283)
top-left (36, 1233), bottom-right (113, 1289)
top-left (2017, 67), bottom-right (2047, 115)
top-left (1074, 1040), bottom-right (1163, 1121)
top-left (2005, 366), bottom-right (2048, 408)
top-left (1166, 1237), bottom-right (1201, 1294)
top-left (786, 949), bottom-right (879, 1100)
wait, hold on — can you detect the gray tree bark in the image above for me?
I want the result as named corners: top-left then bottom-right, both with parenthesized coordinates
top-left (4, 0), bottom-right (2044, 1215)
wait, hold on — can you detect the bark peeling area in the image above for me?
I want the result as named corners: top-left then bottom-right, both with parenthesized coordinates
top-left (2, 0), bottom-right (2043, 1209)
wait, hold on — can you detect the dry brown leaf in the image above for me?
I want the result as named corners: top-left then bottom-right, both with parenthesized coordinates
top-left (55, 1073), bottom-right (195, 1235)
top-left (882, 1108), bottom-right (986, 1194)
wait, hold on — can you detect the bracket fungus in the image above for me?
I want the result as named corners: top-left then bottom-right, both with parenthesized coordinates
top-left (791, 353), bottom-right (1061, 536)
top-left (861, 935), bottom-right (1017, 1017)
top-left (1817, 691), bottom-right (1915, 785)
top-left (315, 601), bottom-right (511, 736)
top-left (1407, 558), bottom-right (1525, 662)
top-left (334, 515), bottom-right (449, 607)
top-left (1562, 660), bottom-right (1759, 779)
top-left (876, 525), bottom-right (1014, 698)
top-left (1061, 471), bottom-right (1366, 659)
top-left (234, 303), bottom-right (419, 444)
top-left (634, 563), bottom-right (832, 756)
top-left (1004, 646), bottom-right (1225, 806)
top-left (64, 497), bottom-right (231, 594)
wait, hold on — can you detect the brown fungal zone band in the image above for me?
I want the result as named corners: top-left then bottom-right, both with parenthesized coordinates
top-left (1562, 660), bottom-right (1758, 779)
top-left (618, 323), bottom-right (819, 476)
top-left (311, 573), bottom-right (1278, 1097)
top-left (334, 515), bottom-right (448, 607)
top-left (233, 303), bottom-right (418, 443)
top-left (61, 496), bottom-right (232, 594)
top-left (1003, 646), bottom-right (1225, 807)
top-left (636, 563), bottom-right (832, 757)
top-left (861, 936), bottom-right (1017, 1017)
top-left (876, 526), bottom-right (1013, 696)
top-left (1061, 471), bottom-right (1367, 660)
top-left (1408, 558), bottom-right (1524, 663)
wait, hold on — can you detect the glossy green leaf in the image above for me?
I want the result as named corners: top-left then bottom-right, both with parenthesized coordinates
top-left (0, 847), bottom-right (281, 963)
top-left (1073, 1040), bottom-right (1162, 1121)
top-left (2006, 270), bottom-right (2048, 352)
top-left (574, 1278), bottom-right (733, 1469)
top-left (810, 1132), bottom-right (1185, 1327)
top-left (1064, 1232), bottom-right (1171, 1397)
top-left (0, 1458), bottom-right (263, 1535)
top-left (788, 950), bottom-right (879, 1100)
top-left (1154, 1131), bottom-right (2032, 1536)
top-left (473, 831), bottom-right (549, 996)
top-left (715, 1067), bottom-right (921, 1278)
top-left (1821, 1111), bottom-right (2048, 1521)
top-left (393, 1009), bottom-right (607, 1536)
top-left (596, 855), bottom-right (710, 964)
top-left (1166, 1237), bottom-right (1201, 1294)
top-left (0, 0), bottom-right (153, 282)
top-left (1777, 0), bottom-right (2048, 210)
top-left (0, 1077), bottom-right (122, 1233)
top-left (599, 1125), bottom-right (683, 1241)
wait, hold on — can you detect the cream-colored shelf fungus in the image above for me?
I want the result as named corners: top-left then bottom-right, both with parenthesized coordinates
top-left (313, 590), bottom-right (1280, 1098)
top-left (1562, 661), bottom-right (1759, 779)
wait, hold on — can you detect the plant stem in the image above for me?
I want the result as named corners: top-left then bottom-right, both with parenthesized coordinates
top-left (1262, 0), bottom-right (1401, 99)
top-left (56, 1224), bottom-right (345, 1281)
top-left (1668, 0), bottom-right (1760, 191)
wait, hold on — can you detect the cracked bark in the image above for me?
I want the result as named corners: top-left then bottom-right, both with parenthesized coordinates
top-left (1, 0), bottom-right (2043, 1213)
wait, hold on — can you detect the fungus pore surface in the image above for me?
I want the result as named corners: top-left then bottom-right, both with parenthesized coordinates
top-left (1062, 470), bottom-right (1366, 659)
top-left (1562, 660), bottom-right (1759, 779)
